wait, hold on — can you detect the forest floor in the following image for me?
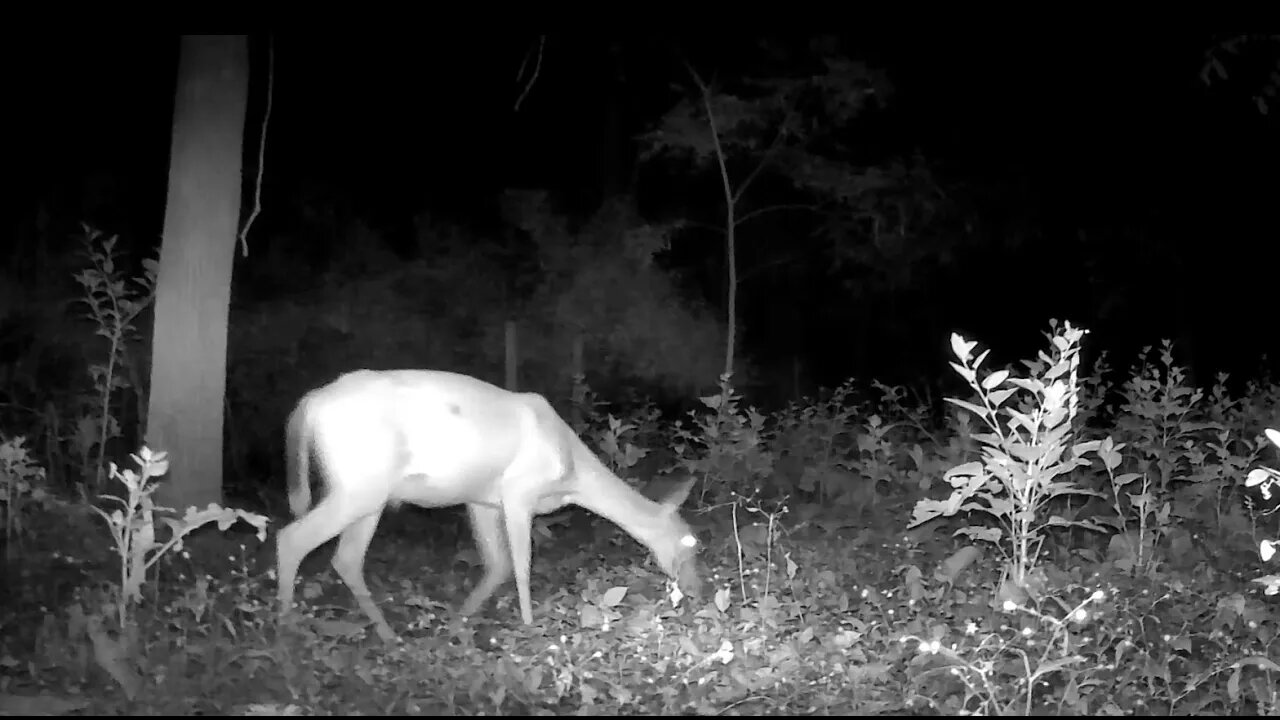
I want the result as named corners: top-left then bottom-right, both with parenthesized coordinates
top-left (0, 489), bottom-right (1267, 715)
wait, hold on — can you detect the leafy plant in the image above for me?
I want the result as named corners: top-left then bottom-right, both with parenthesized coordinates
top-left (771, 380), bottom-right (860, 503)
top-left (1246, 428), bottom-right (1280, 595)
top-left (73, 226), bottom-right (158, 490)
top-left (909, 322), bottom-right (1111, 588)
top-left (0, 434), bottom-right (60, 564)
top-left (1200, 33), bottom-right (1280, 115)
top-left (85, 446), bottom-right (268, 698)
top-left (91, 447), bottom-right (267, 625)
top-left (1116, 341), bottom-right (1221, 496)
top-left (1109, 344), bottom-right (1259, 560)
top-left (669, 373), bottom-right (773, 505)
top-left (568, 374), bottom-right (662, 478)
top-left (592, 415), bottom-right (652, 477)
top-left (1095, 437), bottom-right (1166, 574)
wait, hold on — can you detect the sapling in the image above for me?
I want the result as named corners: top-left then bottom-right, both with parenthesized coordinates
top-left (72, 227), bottom-right (157, 491)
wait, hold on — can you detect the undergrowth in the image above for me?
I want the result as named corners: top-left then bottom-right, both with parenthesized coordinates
top-left (3, 241), bottom-right (1280, 715)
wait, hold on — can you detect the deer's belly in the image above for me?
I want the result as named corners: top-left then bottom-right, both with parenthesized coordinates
top-left (391, 471), bottom-right (501, 508)
top-left (390, 471), bottom-right (577, 514)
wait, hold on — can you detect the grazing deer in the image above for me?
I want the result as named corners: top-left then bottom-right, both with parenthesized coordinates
top-left (275, 369), bottom-right (703, 642)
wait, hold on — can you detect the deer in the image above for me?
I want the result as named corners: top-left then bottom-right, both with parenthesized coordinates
top-left (275, 369), bottom-right (703, 642)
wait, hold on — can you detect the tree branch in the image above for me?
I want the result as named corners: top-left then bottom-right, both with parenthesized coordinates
top-left (238, 35), bottom-right (274, 258)
top-left (736, 203), bottom-right (819, 227)
top-left (684, 219), bottom-right (728, 235)
top-left (731, 121), bottom-right (792, 206)
top-left (684, 63), bottom-right (734, 218)
top-left (514, 35), bottom-right (546, 112)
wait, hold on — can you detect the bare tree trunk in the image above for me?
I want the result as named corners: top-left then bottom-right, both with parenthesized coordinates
top-left (723, 200), bottom-right (737, 380)
top-left (148, 35), bottom-right (249, 511)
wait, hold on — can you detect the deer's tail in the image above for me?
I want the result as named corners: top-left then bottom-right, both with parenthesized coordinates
top-left (285, 392), bottom-right (315, 518)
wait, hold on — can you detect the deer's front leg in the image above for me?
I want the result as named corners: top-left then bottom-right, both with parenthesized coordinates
top-left (461, 503), bottom-right (513, 618)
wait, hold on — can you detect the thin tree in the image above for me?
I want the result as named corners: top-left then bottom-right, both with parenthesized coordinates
top-left (641, 42), bottom-right (895, 382)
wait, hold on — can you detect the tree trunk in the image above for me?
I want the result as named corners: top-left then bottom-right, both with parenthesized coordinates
top-left (148, 35), bottom-right (249, 511)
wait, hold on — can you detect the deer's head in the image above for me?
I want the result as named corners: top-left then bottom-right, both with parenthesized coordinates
top-left (649, 478), bottom-right (704, 598)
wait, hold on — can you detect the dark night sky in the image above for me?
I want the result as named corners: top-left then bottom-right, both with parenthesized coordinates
top-left (6, 32), bottom-right (1278, 389)
top-left (12, 33), bottom-right (1270, 230)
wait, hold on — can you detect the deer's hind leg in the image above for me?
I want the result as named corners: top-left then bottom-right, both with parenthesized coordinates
top-left (330, 508), bottom-right (394, 642)
top-left (277, 491), bottom-right (389, 639)
top-left (277, 493), bottom-right (362, 621)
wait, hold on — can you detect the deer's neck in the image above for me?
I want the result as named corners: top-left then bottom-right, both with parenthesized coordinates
top-left (567, 438), bottom-right (666, 545)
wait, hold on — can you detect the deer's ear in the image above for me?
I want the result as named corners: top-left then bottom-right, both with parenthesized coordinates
top-left (662, 477), bottom-right (698, 509)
